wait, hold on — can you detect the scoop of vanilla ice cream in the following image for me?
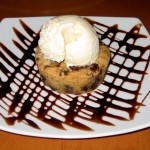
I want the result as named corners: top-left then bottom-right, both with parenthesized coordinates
top-left (38, 15), bottom-right (99, 66)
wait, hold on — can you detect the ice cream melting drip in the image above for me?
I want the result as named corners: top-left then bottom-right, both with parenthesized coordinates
top-left (0, 18), bottom-right (150, 131)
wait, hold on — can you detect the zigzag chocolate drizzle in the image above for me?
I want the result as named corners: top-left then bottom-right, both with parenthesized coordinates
top-left (0, 18), bottom-right (150, 131)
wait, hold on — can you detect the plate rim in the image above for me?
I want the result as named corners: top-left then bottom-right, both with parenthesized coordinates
top-left (0, 16), bottom-right (150, 139)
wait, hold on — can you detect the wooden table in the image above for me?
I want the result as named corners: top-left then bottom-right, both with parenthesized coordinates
top-left (0, 0), bottom-right (150, 150)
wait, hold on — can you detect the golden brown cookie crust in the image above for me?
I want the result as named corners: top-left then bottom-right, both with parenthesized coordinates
top-left (35, 43), bottom-right (110, 94)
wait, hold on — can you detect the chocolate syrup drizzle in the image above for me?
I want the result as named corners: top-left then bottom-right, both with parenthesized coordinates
top-left (0, 18), bottom-right (150, 131)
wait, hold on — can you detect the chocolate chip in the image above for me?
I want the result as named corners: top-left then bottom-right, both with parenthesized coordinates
top-left (69, 66), bottom-right (81, 71)
top-left (91, 75), bottom-right (101, 90)
top-left (35, 57), bottom-right (39, 61)
top-left (99, 69), bottom-right (102, 74)
top-left (90, 64), bottom-right (99, 72)
top-left (44, 65), bottom-right (50, 69)
top-left (70, 65), bottom-right (88, 71)
top-left (49, 60), bottom-right (60, 67)
top-left (64, 84), bottom-right (74, 93)
top-left (60, 69), bottom-right (69, 76)
top-left (81, 85), bottom-right (89, 92)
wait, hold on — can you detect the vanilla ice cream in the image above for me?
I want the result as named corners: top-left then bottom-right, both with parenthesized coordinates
top-left (38, 15), bottom-right (100, 67)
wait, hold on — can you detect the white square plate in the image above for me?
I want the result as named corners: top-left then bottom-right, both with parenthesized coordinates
top-left (0, 16), bottom-right (150, 139)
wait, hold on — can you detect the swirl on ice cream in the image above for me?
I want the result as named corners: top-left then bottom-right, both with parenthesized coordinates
top-left (38, 15), bottom-right (99, 67)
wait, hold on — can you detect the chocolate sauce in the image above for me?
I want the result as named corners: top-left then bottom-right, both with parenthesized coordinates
top-left (0, 18), bottom-right (150, 131)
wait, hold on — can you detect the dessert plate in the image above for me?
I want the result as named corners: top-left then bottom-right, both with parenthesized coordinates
top-left (0, 16), bottom-right (150, 139)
